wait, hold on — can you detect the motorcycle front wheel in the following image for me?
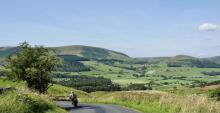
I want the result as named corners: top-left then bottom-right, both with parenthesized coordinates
top-left (74, 103), bottom-right (78, 107)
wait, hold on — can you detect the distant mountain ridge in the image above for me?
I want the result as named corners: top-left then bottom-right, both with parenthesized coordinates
top-left (0, 45), bottom-right (220, 63)
top-left (0, 45), bottom-right (129, 60)
top-left (204, 56), bottom-right (220, 64)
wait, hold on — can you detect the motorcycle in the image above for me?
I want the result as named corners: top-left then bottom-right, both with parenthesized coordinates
top-left (71, 98), bottom-right (78, 107)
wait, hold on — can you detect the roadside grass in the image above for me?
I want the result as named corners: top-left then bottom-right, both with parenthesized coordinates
top-left (161, 86), bottom-right (220, 96)
top-left (81, 91), bottom-right (220, 113)
top-left (0, 90), bottom-right (66, 113)
top-left (0, 78), bottom-right (25, 88)
top-left (0, 79), bottom-right (68, 113)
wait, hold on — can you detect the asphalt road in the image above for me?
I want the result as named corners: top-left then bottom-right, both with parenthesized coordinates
top-left (56, 101), bottom-right (141, 113)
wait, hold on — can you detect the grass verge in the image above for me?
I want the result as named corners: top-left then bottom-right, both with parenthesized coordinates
top-left (81, 91), bottom-right (220, 113)
top-left (0, 78), bottom-right (66, 113)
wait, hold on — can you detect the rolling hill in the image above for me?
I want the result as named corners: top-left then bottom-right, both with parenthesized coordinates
top-left (1, 45), bottom-right (220, 99)
top-left (51, 45), bottom-right (129, 60)
top-left (205, 56), bottom-right (220, 64)
top-left (0, 47), bottom-right (20, 58)
top-left (0, 45), bottom-right (130, 60)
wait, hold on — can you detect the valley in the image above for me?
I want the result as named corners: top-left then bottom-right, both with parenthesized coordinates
top-left (1, 45), bottom-right (220, 113)
top-left (1, 45), bottom-right (220, 90)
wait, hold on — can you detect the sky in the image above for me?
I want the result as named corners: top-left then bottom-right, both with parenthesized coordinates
top-left (0, 0), bottom-right (220, 57)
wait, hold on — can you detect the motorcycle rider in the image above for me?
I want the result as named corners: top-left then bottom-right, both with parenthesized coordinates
top-left (69, 91), bottom-right (78, 107)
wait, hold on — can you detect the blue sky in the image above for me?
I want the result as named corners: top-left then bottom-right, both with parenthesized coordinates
top-left (0, 0), bottom-right (220, 57)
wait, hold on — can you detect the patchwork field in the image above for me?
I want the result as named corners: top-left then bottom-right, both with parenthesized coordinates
top-left (51, 58), bottom-right (220, 90)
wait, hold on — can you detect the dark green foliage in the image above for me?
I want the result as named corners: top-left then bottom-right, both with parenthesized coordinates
top-left (202, 71), bottom-right (220, 76)
top-left (54, 74), bottom-right (121, 93)
top-left (118, 70), bottom-right (124, 74)
top-left (166, 59), bottom-right (220, 68)
top-left (206, 80), bottom-right (220, 85)
top-left (190, 59), bottom-right (220, 68)
top-left (5, 42), bottom-right (59, 93)
top-left (55, 55), bottom-right (90, 72)
top-left (190, 81), bottom-right (207, 88)
top-left (98, 59), bottom-right (123, 66)
top-left (210, 87), bottom-right (220, 101)
top-left (126, 83), bottom-right (148, 90)
top-left (132, 74), bottom-right (139, 78)
top-left (56, 61), bottom-right (90, 72)
top-left (167, 62), bottom-right (183, 67)
top-left (0, 71), bottom-right (6, 76)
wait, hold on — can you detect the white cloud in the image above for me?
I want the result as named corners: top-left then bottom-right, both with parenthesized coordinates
top-left (199, 23), bottom-right (220, 31)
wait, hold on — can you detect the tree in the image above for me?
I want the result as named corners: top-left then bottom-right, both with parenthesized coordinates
top-left (5, 42), bottom-right (60, 93)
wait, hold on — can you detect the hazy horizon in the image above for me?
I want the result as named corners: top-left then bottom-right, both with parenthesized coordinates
top-left (0, 0), bottom-right (220, 57)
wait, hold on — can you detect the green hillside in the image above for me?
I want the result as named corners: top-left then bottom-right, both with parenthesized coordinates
top-left (0, 45), bottom-right (129, 60)
top-left (205, 56), bottom-right (220, 64)
top-left (0, 47), bottom-right (20, 58)
top-left (51, 45), bottom-right (129, 60)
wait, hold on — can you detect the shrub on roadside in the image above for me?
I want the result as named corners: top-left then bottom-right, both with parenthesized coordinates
top-left (5, 42), bottom-right (59, 93)
top-left (210, 87), bottom-right (220, 101)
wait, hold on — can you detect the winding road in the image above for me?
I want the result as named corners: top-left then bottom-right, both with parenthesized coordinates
top-left (56, 101), bottom-right (141, 113)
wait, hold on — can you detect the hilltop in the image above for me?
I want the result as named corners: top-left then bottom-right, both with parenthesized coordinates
top-left (51, 45), bottom-right (129, 60)
top-left (0, 45), bottom-right (129, 60)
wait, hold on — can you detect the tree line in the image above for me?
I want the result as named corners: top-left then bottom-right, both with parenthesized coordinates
top-left (55, 74), bottom-right (121, 93)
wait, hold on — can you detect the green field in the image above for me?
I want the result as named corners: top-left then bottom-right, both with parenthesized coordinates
top-left (1, 45), bottom-right (220, 90)
top-left (51, 58), bottom-right (220, 90)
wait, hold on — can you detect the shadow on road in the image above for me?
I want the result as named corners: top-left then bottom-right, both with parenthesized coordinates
top-left (62, 104), bottom-right (102, 111)
top-left (57, 101), bottom-right (141, 113)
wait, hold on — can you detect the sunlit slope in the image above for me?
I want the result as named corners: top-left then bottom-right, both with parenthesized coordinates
top-left (51, 45), bottom-right (129, 60)
top-left (0, 45), bottom-right (130, 60)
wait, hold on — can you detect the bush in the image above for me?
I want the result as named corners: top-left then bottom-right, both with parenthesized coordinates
top-left (5, 42), bottom-right (59, 93)
top-left (210, 87), bottom-right (220, 101)
top-left (0, 71), bottom-right (7, 76)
